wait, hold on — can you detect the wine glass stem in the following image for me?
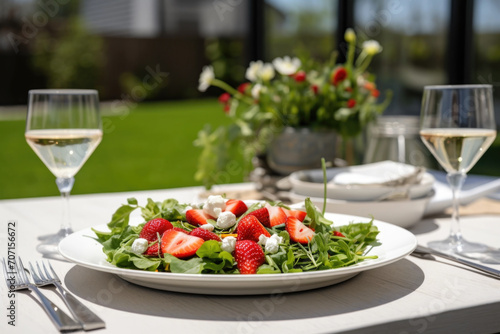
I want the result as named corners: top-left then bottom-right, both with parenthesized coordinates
top-left (447, 172), bottom-right (466, 248)
top-left (56, 177), bottom-right (75, 235)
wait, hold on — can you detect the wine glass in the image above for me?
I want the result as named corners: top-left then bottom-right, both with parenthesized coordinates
top-left (25, 89), bottom-right (102, 254)
top-left (420, 85), bottom-right (496, 256)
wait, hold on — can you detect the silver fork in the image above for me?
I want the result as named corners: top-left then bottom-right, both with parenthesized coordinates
top-left (29, 260), bottom-right (106, 331)
top-left (1, 257), bottom-right (82, 332)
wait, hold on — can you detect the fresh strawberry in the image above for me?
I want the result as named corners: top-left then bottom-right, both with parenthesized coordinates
top-left (234, 240), bottom-right (265, 274)
top-left (283, 208), bottom-right (307, 222)
top-left (139, 218), bottom-right (173, 241)
top-left (333, 231), bottom-right (345, 238)
top-left (265, 204), bottom-right (287, 227)
top-left (190, 227), bottom-right (221, 241)
top-left (161, 230), bottom-right (204, 259)
top-left (237, 215), bottom-right (270, 242)
top-left (225, 199), bottom-right (248, 216)
top-left (248, 207), bottom-right (271, 227)
top-left (285, 216), bottom-right (315, 244)
top-left (144, 243), bottom-right (160, 256)
top-left (172, 227), bottom-right (189, 234)
top-left (185, 209), bottom-right (215, 226)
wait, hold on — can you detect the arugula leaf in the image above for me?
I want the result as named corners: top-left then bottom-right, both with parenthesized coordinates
top-left (257, 264), bottom-right (281, 274)
top-left (141, 198), bottom-right (161, 221)
top-left (196, 240), bottom-right (222, 259)
top-left (304, 198), bottom-right (333, 232)
top-left (107, 204), bottom-right (138, 236)
top-left (127, 198), bottom-right (138, 205)
top-left (164, 254), bottom-right (205, 274)
top-left (163, 241), bottom-right (235, 274)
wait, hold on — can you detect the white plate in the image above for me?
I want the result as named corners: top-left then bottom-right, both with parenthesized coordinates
top-left (290, 164), bottom-right (435, 201)
top-left (59, 213), bottom-right (417, 295)
top-left (288, 193), bottom-right (433, 229)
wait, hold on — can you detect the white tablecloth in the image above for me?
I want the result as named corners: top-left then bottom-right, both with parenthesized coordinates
top-left (1, 183), bottom-right (500, 334)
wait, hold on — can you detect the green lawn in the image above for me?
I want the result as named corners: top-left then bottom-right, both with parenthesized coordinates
top-left (0, 99), bottom-right (245, 199)
top-left (1, 98), bottom-right (499, 200)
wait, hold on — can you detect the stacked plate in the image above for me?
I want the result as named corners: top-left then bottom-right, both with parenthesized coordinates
top-left (288, 161), bottom-right (435, 228)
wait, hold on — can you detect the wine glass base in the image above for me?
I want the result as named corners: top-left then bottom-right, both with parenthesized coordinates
top-left (36, 228), bottom-right (73, 257)
top-left (478, 250), bottom-right (500, 264)
top-left (428, 237), bottom-right (490, 258)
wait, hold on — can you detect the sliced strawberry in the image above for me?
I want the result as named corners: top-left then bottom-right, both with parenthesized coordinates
top-left (265, 204), bottom-right (287, 227)
top-left (248, 207), bottom-right (271, 227)
top-left (139, 218), bottom-right (173, 241)
top-left (234, 240), bottom-right (265, 274)
top-left (185, 209), bottom-right (215, 226)
top-left (144, 243), bottom-right (160, 257)
top-left (283, 209), bottom-right (307, 222)
top-left (333, 231), bottom-right (345, 238)
top-left (225, 199), bottom-right (248, 217)
top-left (190, 227), bottom-right (221, 241)
top-left (285, 216), bottom-right (315, 244)
top-left (237, 215), bottom-right (271, 242)
top-left (172, 227), bottom-right (189, 234)
top-left (161, 230), bottom-right (205, 259)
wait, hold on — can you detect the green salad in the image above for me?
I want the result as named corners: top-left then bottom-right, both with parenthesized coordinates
top-left (93, 196), bottom-right (380, 275)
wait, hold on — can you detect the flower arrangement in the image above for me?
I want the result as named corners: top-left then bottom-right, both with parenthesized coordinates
top-left (195, 29), bottom-right (391, 188)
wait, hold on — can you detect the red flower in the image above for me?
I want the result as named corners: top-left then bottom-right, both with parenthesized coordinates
top-left (223, 104), bottom-right (230, 114)
top-left (294, 71), bottom-right (306, 82)
top-left (311, 85), bottom-right (319, 95)
top-left (218, 93), bottom-right (231, 104)
top-left (237, 83), bottom-right (250, 94)
top-left (347, 99), bottom-right (356, 108)
top-left (331, 67), bottom-right (347, 86)
top-left (371, 89), bottom-right (380, 98)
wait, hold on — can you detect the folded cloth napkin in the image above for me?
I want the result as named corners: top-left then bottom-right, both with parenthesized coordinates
top-left (330, 161), bottom-right (425, 187)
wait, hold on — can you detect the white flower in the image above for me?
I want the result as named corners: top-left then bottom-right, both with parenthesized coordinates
top-left (216, 211), bottom-right (237, 229)
top-left (258, 63), bottom-right (275, 81)
top-left (203, 195), bottom-right (226, 218)
top-left (272, 56), bottom-right (301, 75)
top-left (344, 28), bottom-right (356, 43)
top-left (264, 234), bottom-right (284, 254)
top-left (245, 61), bottom-right (263, 82)
top-left (356, 75), bottom-right (366, 87)
top-left (200, 224), bottom-right (215, 232)
top-left (362, 40), bottom-right (383, 56)
top-left (198, 65), bottom-right (215, 92)
top-left (251, 83), bottom-right (262, 99)
top-left (131, 238), bottom-right (149, 255)
top-left (221, 236), bottom-right (237, 253)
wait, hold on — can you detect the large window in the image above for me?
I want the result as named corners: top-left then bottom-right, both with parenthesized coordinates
top-left (473, 0), bottom-right (500, 120)
top-left (264, 0), bottom-right (337, 61)
top-left (354, 0), bottom-right (450, 116)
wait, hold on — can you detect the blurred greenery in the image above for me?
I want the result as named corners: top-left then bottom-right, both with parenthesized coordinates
top-left (204, 38), bottom-right (246, 85)
top-left (0, 98), bottom-right (499, 200)
top-left (0, 99), bottom-right (246, 200)
top-left (32, 18), bottom-right (104, 90)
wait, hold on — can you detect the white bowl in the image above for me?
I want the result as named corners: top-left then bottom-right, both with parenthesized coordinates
top-left (289, 164), bottom-right (435, 201)
top-left (288, 191), bottom-right (433, 229)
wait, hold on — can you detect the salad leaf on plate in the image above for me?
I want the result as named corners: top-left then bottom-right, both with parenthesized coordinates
top-left (93, 196), bottom-right (380, 274)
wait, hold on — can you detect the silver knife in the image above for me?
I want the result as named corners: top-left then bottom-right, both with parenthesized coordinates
top-left (411, 245), bottom-right (500, 279)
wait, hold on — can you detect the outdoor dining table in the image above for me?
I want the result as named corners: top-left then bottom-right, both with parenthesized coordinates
top-left (1, 182), bottom-right (500, 334)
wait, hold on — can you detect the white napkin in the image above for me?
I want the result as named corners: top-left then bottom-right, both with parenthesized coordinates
top-left (331, 161), bottom-right (422, 186)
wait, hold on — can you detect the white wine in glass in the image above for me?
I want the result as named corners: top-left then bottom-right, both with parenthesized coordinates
top-left (420, 85), bottom-right (496, 255)
top-left (25, 89), bottom-right (102, 254)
